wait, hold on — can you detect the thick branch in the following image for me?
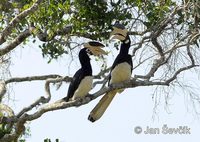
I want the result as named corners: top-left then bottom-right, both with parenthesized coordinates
top-left (1, 75), bottom-right (72, 120)
top-left (151, 37), bottom-right (164, 57)
top-left (14, 76), bottom-right (72, 118)
top-left (23, 79), bottom-right (169, 121)
top-left (15, 66), bottom-right (200, 123)
top-left (5, 74), bottom-right (72, 84)
top-left (0, 29), bottom-right (31, 56)
top-left (15, 78), bottom-right (61, 118)
top-left (0, 0), bottom-right (44, 45)
top-left (1, 61), bottom-right (198, 141)
top-left (0, 118), bottom-right (26, 142)
top-left (1, 78), bottom-right (169, 125)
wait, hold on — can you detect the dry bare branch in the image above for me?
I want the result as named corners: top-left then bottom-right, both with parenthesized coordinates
top-left (5, 74), bottom-right (70, 84)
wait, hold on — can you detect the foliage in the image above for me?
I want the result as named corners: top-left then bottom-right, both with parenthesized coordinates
top-left (0, 124), bottom-right (11, 139)
top-left (1, 0), bottom-right (199, 60)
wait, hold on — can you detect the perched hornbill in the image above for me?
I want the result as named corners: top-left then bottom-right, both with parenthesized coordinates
top-left (88, 24), bottom-right (133, 122)
top-left (62, 41), bottom-right (107, 102)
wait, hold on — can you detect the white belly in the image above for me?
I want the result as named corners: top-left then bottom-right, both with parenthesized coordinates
top-left (72, 76), bottom-right (93, 100)
top-left (110, 62), bottom-right (132, 84)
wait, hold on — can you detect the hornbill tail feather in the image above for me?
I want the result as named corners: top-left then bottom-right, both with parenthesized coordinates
top-left (88, 90), bottom-right (118, 122)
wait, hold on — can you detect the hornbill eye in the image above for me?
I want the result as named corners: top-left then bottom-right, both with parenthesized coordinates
top-left (86, 48), bottom-right (93, 55)
top-left (83, 41), bottom-right (106, 56)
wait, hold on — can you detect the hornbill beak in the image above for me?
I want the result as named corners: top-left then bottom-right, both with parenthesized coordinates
top-left (110, 24), bottom-right (128, 41)
top-left (84, 41), bottom-right (107, 56)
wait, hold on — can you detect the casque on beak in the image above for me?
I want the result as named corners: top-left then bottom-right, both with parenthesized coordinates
top-left (110, 24), bottom-right (128, 41)
top-left (83, 42), bottom-right (107, 56)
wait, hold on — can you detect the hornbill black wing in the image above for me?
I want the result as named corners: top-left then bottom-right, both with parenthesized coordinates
top-left (63, 69), bottom-right (84, 101)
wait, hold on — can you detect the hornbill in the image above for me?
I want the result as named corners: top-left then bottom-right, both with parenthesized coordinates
top-left (88, 24), bottom-right (133, 122)
top-left (62, 41), bottom-right (107, 102)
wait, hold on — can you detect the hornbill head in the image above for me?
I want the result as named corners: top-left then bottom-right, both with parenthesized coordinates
top-left (110, 23), bottom-right (128, 41)
top-left (83, 41), bottom-right (107, 56)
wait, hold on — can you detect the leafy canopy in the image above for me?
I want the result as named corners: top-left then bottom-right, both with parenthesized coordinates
top-left (2, 0), bottom-right (198, 60)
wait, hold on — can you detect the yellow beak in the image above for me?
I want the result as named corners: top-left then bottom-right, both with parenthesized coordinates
top-left (90, 47), bottom-right (107, 56)
top-left (110, 27), bottom-right (128, 41)
top-left (83, 43), bottom-right (107, 56)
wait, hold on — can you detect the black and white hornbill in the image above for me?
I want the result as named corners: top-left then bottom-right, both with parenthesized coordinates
top-left (88, 24), bottom-right (133, 122)
top-left (62, 41), bottom-right (107, 102)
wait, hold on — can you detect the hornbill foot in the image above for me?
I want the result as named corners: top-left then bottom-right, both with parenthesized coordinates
top-left (85, 94), bottom-right (94, 100)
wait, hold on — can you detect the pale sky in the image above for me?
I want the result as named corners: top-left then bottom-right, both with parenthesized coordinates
top-left (9, 41), bottom-right (200, 142)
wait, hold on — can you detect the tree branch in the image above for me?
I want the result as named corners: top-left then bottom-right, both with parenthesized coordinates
top-left (0, 29), bottom-right (31, 56)
top-left (16, 77), bottom-right (70, 118)
top-left (166, 64), bottom-right (199, 84)
top-left (0, 81), bottom-right (6, 102)
top-left (187, 46), bottom-right (195, 65)
top-left (0, 118), bottom-right (26, 142)
top-left (151, 6), bottom-right (182, 57)
top-left (1, 78), bottom-right (169, 125)
top-left (1, 60), bottom-right (198, 141)
top-left (132, 36), bottom-right (150, 56)
top-left (6, 75), bottom-right (72, 118)
top-left (0, 0), bottom-right (44, 45)
top-left (5, 74), bottom-right (72, 84)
